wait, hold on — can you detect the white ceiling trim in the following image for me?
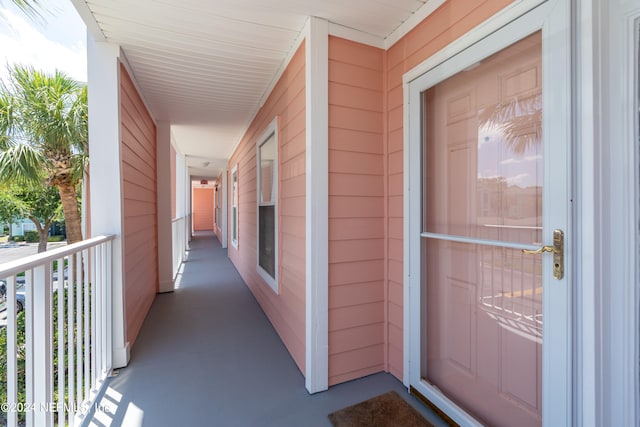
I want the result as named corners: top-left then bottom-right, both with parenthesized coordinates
top-left (70, 0), bottom-right (105, 41)
top-left (384, 0), bottom-right (446, 49)
top-left (328, 22), bottom-right (385, 49)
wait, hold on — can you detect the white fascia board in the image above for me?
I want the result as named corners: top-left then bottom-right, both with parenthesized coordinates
top-left (305, 16), bottom-right (329, 394)
top-left (69, 0), bottom-right (106, 42)
top-left (328, 22), bottom-right (385, 48)
top-left (384, 0), bottom-right (446, 49)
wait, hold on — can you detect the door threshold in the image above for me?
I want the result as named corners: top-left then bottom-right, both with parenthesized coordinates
top-left (410, 385), bottom-right (460, 427)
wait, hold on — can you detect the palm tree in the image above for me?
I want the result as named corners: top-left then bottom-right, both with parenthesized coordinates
top-left (1, 0), bottom-right (44, 21)
top-left (0, 64), bottom-right (87, 244)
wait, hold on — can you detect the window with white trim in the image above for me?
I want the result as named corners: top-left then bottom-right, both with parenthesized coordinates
top-left (231, 165), bottom-right (238, 249)
top-left (256, 118), bottom-right (278, 293)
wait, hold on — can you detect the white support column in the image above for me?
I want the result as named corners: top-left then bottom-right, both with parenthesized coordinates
top-left (87, 37), bottom-right (129, 368)
top-left (156, 121), bottom-right (174, 293)
top-left (175, 150), bottom-right (189, 255)
top-left (175, 149), bottom-right (186, 218)
top-left (220, 170), bottom-right (228, 249)
top-left (186, 171), bottom-right (192, 247)
top-left (304, 16), bottom-right (329, 394)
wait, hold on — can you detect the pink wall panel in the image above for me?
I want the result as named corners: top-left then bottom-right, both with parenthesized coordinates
top-left (328, 36), bottom-right (385, 386)
top-left (119, 63), bottom-right (158, 347)
top-left (383, 0), bottom-right (515, 380)
top-left (193, 188), bottom-right (214, 231)
top-left (227, 42), bottom-right (307, 374)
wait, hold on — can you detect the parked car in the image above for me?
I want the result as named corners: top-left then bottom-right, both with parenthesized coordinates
top-left (0, 279), bottom-right (25, 312)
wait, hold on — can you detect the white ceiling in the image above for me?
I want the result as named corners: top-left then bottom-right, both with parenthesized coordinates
top-left (73, 0), bottom-right (433, 178)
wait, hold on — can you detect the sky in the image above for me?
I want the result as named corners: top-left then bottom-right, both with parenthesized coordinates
top-left (0, 0), bottom-right (87, 83)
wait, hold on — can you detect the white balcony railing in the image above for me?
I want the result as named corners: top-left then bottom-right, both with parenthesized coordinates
top-left (0, 235), bottom-right (115, 427)
top-left (172, 216), bottom-right (189, 280)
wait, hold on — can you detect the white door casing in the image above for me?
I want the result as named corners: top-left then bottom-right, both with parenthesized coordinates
top-left (578, 0), bottom-right (640, 424)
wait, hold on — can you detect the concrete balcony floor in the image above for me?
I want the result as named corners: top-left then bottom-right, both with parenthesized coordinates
top-left (83, 234), bottom-right (446, 427)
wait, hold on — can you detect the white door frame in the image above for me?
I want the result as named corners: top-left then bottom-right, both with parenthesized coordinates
top-left (577, 1), bottom-right (640, 425)
top-left (403, 0), bottom-right (572, 424)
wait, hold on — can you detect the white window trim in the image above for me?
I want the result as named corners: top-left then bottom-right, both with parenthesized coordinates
top-left (256, 117), bottom-right (279, 294)
top-left (231, 164), bottom-right (238, 249)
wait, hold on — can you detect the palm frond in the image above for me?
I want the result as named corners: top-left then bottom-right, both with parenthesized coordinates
top-left (0, 90), bottom-right (20, 149)
top-left (69, 151), bottom-right (88, 184)
top-left (2, 0), bottom-right (45, 22)
top-left (478, 93), bottom-right (542, 154)
top-left (0, 144), bottom-right (46, 185)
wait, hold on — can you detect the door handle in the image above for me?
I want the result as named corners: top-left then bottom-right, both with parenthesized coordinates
top-left (522, 229), bottom-right (564, 280)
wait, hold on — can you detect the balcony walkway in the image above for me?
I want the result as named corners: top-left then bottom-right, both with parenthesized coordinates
top-left (83, 234), bottom-right (446, 427)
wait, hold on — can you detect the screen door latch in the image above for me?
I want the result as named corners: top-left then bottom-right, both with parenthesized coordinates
top-left (522, 229), bottom-right (564, 280)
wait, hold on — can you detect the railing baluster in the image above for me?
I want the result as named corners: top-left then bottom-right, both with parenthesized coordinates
top-left (90, 246), bottom-right (97, 395)
top-left (93, 245), bottom-right (104, 388)
top-left (105, 240), bottom-right (112, 372)
top-left (76, 253), bottom-right (83, 407)
top-left (67, 254), bottom-right (75, 427)
top-left (95, 245), bottom-right (103, 383)
top-left (56, 257), bottom-right (65, 426)
top-left (24, 269), bottom-right (33, 427)
top-left (32, 263), bottom-right (53, 427)
top-left (83, 248), bottom-right (90, 404)
top-left (48, 261), bottom-right (55, 427)
top-left (91, 245), bottom-right (97, 391)
top-left (6, 276), bottom-right (17, 427)
top-left (100, 243), bottom-right (107, 375)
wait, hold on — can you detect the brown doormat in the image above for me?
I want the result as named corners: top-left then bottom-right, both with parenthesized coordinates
top-left (328, 391), bottom-right (434, 427)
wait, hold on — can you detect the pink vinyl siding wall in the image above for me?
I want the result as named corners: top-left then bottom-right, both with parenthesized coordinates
top-left (228, 42), bottom-right (306, 373)
top-left (384, 0), bottom-right (515, 380)
top-left (327, 37), bottom-right (386, 386)
top-left (120, 63), bottom-right (159, 346)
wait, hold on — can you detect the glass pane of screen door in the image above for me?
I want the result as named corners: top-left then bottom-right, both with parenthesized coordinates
top-left (422, 32), bottom-right (543, 427)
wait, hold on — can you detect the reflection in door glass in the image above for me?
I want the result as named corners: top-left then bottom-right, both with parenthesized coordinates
top-left (423, 33), bottom-right (542, 246)
top-left (422, 32), bottom-right (543, 427)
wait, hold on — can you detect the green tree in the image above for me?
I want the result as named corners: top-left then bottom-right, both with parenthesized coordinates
top-left (0, 185), bottom-right (23, 238)
top-left (17, 183), bottom-right (62, 252)
top-left (0, 64), bottom-right (87, 245)
top-left (0, 183), bottom-right (62, 251)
